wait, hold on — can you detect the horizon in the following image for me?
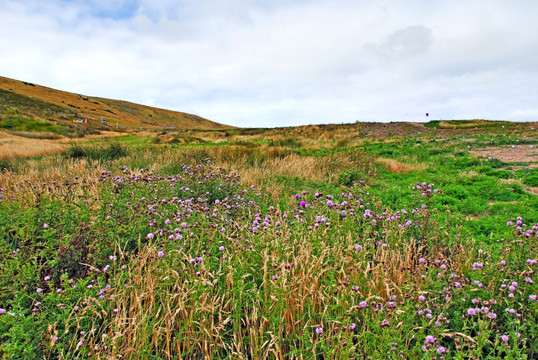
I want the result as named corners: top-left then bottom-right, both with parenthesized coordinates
top-left (1, 1), bottom-right (537, 127)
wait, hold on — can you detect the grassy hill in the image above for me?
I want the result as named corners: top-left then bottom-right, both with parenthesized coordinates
top-left (0, 75), bottom-right (232, 134)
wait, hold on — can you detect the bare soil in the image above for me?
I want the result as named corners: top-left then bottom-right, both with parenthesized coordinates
top-left (469, 145), bottom-right (538, 165)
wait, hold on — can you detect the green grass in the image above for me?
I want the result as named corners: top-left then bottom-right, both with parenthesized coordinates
top-left (0, 116), bottom-right (77, 136)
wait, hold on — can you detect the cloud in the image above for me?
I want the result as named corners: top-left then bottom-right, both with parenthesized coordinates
top-left (366, 25), bottom-right (434, 59)
top-left (1, 0), bottom-right (538, 127)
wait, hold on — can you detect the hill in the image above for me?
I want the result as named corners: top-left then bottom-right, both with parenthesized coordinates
top-left (0, 75), bottom-right (232, 134)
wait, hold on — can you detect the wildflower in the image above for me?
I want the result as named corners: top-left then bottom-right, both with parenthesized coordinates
top-left (219, 246), bottom-right (225, 251)
top-left (37, 288), bottom-right (43, 293)
top-left (501, 335), bottom-right (509, 342)
top-left (356, 245), bottom-right (363, 251)
top-left (467, 308), bottom-right (476, 316)
top-left (529, 295), bottom-right (537, 301)
top-left (0, 308), bottom-right (5, 315)
top-left (44, 276), bottom-right (51, 281)
top-left (146, 233), bottom-right (154, 239)
top-left (380, 319), bottom-right (390, 327)
top-left (43, 223), bottom-right (49, 228)
top-left (418, 295), bottom-right (425, 302)
top-left (315, 327), bottom-right (323, 334)
top-left (437, 346), bottom-right (446, 354)
top-left (349, 323), bottom-right (357, 330)
top-left (425, 335), bottom-right (436, 343)
top-left (157, 251), bottom-right (164, 257)
top-left (359, 301), bottom-right (368, 308)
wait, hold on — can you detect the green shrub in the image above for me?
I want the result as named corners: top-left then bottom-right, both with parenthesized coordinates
top-left (0, 159), bottom-right (14, 172)
top-left (337, 168), bottom-right (363, 187)
top-left (65, 143), bottom-right (128, 161)
top-left (522, 173), bottom-right (538, 187)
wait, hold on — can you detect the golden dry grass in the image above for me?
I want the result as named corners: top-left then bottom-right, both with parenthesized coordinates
top-left (376, 158), bottom-right (427, 174)
top-left (0, 131), bottom-right (67, 159)
top-left (0, 156), bottom-right (103, 205)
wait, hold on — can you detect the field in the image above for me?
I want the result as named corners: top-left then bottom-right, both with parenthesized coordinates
top-left (1, 120), bottom-right (538, 359)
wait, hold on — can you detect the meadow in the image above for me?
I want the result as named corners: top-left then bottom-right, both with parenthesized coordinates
top-left (0, 120), bottom-right (537, 359)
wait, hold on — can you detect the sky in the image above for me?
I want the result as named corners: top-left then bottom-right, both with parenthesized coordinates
top-left (1, 0), bottom-right (537, 128)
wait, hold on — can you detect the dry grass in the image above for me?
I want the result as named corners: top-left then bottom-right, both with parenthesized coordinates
top-left (458, 170), bottom-right (480, 180)
top-left (0, 156), bottom-right (103, 205)
top-left (377, 158), bottom-right (427, 174)
top-left (0, 131), bottom-right (66, 159)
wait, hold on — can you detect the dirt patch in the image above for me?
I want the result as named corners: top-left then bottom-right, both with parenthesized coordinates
top-left (469, 145), bottom-right (538, 164)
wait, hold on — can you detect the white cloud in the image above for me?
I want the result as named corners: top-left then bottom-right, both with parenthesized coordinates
top-left (1, 0), bottom-right (537, 127)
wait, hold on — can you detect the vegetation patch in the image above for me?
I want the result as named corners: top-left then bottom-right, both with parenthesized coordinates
top-left (0, 120), bottom-right (537, 359)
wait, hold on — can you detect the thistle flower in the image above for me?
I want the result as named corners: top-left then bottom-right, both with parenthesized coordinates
top-left (467, 308), bottom-right (476, 316)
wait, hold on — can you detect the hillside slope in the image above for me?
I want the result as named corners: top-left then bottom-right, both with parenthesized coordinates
top-left (0, 75), bottom-right (231, 131)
